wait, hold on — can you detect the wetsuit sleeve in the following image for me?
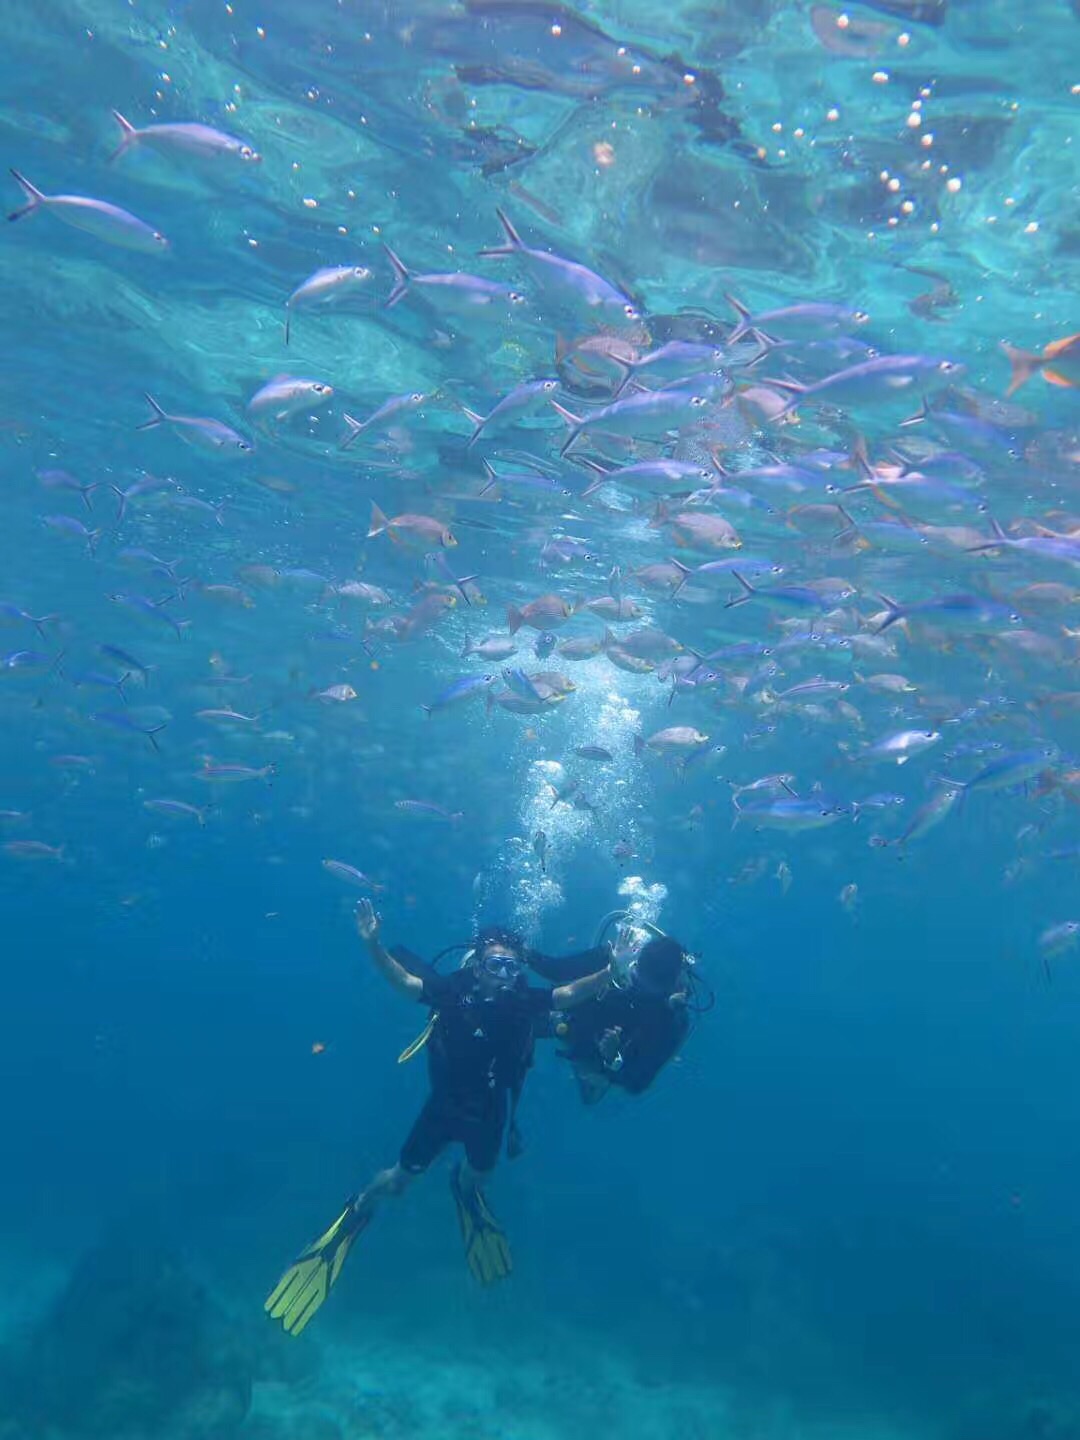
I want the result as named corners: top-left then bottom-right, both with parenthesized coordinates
top-left (616, 1008), bottom-right (690, 1095)
top-left (527, 945), bottom-right (609, 984)
top-left (389, 944), bottom-right (440, 989)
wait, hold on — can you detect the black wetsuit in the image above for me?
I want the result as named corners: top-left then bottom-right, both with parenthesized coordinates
top-left (399, 967), bottom-right (553, 1174)
top-left (530, 946), bottom-right (689, 1094)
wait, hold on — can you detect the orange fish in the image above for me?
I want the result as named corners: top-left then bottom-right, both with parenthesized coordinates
top-left (1002, 333), bottom-right (1080, 396)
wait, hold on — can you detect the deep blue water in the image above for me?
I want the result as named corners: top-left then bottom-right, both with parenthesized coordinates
top-left (2, 1), bottom-right (1080, 1437)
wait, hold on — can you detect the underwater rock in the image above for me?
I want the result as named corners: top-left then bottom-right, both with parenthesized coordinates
top-left (0, 1227), bottom-right (253, 1440)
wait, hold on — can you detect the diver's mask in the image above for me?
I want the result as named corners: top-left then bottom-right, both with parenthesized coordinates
top-left (467, 945), bottom-right (525, 993)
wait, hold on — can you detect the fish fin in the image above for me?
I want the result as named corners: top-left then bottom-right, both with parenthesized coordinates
top-left (339, 412), bottom-right (363, 451)
top-left (899, 397), bottom-right (930, 428)
top-left (382, 243), bottom-right (411, 308)
top-left (8, 169), bottom-right (44, 222)
top-left (145, 721), bottom-right (168, 754)
top-left (670, 557), bottom-right (693, 598)
top-left (549, 399), bottom-right (583, 457)
top-left (109, 482), bottom-right (128, 522)
top-left (1043, 368), bottom-right (1077, 390)
top-left (284, 306), bottom-right (292, 345)
top-left (462, 406), bottom-right (487, 449)
top-left (109, 110), bottom-right (138, 162)
top-left (478, 207), bottom-right (523, 257)
top-left (849, 433), bottom-right (875, 481)
top-left (453, 574), bottom-right (479, 607)
top-left (601, 627), bottom-right (616, 651)
top-left (478, 458), bottom-right (500, 497)
top-left (507, 605), bottom-right (523, 635)
top-left (874, 592), bottom-right (904, 632)
top-left (724, 571), bottom-right (755, 609)
top-left (1001, 342), bottom-right (1042, 397)
top-left (549, 399), bottom-right (582, 428)
top-left (137, 393), bottom-right (170, 430)
top-left (610, 357), bottom-right (635, 397)
top-left (367, 502), bottom-right (390, 540)
top-left (724, 291), bottom-right (753, 344)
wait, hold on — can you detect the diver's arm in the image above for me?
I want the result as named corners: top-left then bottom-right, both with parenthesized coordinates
top-left (355, 901), bottom-right (424, 999)
top-left (528, 944), bottom-right (611, 984)
top-left (552, 964), bottom-right (612, 1011)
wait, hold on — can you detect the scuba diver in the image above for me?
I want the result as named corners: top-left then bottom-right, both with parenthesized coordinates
top-left (531, 919), bottom-right (704, 1105)
top-left (265, 902), bottom-right (610, 1336)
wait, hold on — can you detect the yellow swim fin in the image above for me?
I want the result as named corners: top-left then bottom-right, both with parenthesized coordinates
top-left (265, 1198), bottom-right (370, 1336)
top-left (449, 1163), bottom-right (512, 1286)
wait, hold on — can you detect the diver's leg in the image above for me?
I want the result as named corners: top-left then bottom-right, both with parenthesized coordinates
top-left (573, 1061), bottom-right (611, 1106)
top-left (459, 1094), bottom-right (506, 1192)
top-left (352, 1161), bottom-right (414, 1216)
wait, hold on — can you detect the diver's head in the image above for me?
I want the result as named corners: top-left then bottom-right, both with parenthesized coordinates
top-left (471, 925), bottom-right (527, 995)
top-left (631, 935), bottom-right (687, 998)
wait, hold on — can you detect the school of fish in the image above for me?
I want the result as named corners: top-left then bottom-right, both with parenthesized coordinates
top-left (1, 0), bottom-right (1078, 966)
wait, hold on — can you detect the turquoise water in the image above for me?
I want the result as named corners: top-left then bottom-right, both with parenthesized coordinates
top-left (2, 1), bottom-right (1080, 1437)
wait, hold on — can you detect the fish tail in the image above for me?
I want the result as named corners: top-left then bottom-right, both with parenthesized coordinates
top-left (873, 592), bottom-right (904, 634)
top-left (284, 304), bottom-right (291, 345)
top-left (462, 406), bottom-right (487, 449)
top-left (507, 605), bottom-right (523, 635)
top-left (549, 399), bottom-right (582, 457)
top-left (849, 433), bottom-right (875, 480)
top-left (80, 482), bottom-right (98, 512)
top-left (478, 207), bottom-right (523, 257)
top-left (8, 169), bottom-right (44, 222)
top-left (382, 243), bottom-right (411, 308)
top-left (368, 501), bottom-right (390, 539)
top-left (109, 484), bottom-right (130, 525)
top-left (137, 393), bottom-right (169, 431)
top-left (899, 397), bottom-right (931, 428)
top-left (339, 412), bottom-right (363, 451)
top-left (724, 571), bottom-right (755, 609)
top-left (610, 357), bottom-right (635, 397)
top-left (670, 558), bottom-right (693, 598)
top-left (109, 110), bottom-right (138, 163)
top-left (724, 291), bottom-right (753, 344)
top-left (478, 458), bottom-right (499, 496)
top-left (115, 671), bottom-right (131, 705)
top-left (1001, 342), bottom-right (1042, 397)
top-left (86, 528), bottom-right (103, 557)
top-left (453, 574), bottom-right (478, 606)
top-left (145, 721), bottom-right (168, 754)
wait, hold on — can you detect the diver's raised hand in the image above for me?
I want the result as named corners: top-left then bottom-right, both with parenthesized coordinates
top-left (355, 898), bottom-right (381, 943)
top-left (610, 923), bottom-right (638, 969)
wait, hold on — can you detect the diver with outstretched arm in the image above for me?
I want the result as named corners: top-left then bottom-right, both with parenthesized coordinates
top-left (531, 923), bottom-right (701, 1105)
top-left (265, 901), bottom-right (610, 1335)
